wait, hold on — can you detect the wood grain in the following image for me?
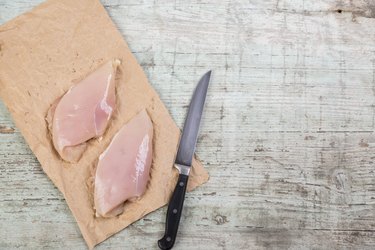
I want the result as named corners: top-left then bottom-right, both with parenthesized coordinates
top-left (1, 0), bottom-right (375, 249)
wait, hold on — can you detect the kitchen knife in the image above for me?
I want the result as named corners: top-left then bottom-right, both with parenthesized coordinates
top-left (158, 70), bottom-right (212, 250)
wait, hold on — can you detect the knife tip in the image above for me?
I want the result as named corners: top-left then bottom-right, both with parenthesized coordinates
top-left (205, 70), bottom-right (212, 78)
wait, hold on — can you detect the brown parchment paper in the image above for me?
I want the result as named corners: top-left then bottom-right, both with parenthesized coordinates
top-left (0, 0), bottom-right (209, 248)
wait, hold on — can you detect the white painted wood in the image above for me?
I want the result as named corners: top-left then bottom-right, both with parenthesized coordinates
top-left (1, 0), bottom-right (375, 249)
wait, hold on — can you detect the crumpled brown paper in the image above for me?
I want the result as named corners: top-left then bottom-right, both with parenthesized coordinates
top-left (0, 0), bottom-right (209, 248)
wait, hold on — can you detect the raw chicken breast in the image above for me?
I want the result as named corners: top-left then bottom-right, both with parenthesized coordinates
top-left (50, 59), bottom-right (120, 163)
top-left (94, 110), bottom-right (153, 218)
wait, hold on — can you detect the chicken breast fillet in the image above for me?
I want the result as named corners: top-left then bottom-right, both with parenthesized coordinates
top-left (50, 59), bottom-right (120, 163)
top-left (94, 110), bottom-right (153, 217)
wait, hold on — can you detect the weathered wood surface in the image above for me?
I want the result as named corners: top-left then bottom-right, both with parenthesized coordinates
top-left (1, 0), bottom-right (375, 249)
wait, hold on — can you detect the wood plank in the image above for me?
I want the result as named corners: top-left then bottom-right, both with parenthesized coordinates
top-left (1, 0), bottom-right (375, 249)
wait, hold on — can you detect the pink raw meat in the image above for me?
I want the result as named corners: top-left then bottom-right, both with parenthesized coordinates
top-left (50, 59), bottom-right (120, 163)
top-left (94, 110), bottom-right (153, 217)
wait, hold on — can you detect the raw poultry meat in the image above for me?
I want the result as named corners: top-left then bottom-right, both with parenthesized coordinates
top-left (48, 59), bottom-right (120, 163)
top-left (94, 110), bottom-right (153, 217)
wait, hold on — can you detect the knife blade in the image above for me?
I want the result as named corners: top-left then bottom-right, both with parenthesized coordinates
top-left (158, 70), bottom-right (212, 250)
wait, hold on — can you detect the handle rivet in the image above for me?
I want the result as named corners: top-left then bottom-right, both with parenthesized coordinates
top-left (173, 209), bottom-right (178, 214)
top-left (166, 237), bottom-right (171, 242)
top-left (179, 181), bottom-right (184, 187)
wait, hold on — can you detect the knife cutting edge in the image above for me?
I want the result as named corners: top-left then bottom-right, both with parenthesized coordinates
top-left (158, 70), bottom-right (212, 250)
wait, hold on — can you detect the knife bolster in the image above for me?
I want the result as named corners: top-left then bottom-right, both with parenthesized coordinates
top-left (175, 164), bottom-right (191, 175)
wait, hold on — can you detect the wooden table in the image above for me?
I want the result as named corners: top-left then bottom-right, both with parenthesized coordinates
top-left (1, 0), bottom-right (375, 249)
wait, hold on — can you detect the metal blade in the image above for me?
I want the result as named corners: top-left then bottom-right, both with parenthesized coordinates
top-left (175, 70), bottom-right (211, 167)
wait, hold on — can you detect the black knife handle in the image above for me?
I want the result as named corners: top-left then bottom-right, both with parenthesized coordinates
top-left (158, 174), bottom-right (189, 250)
